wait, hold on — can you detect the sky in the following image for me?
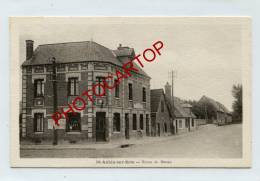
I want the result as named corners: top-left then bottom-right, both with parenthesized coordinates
top-left (18, 17), bottom-right (243, 110)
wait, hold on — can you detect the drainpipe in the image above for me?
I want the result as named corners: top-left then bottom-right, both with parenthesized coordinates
top-left (51, 57), bottom-right (58, 145)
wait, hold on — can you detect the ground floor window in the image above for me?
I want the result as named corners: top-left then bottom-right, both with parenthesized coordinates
top-left (133, 114), bottom-right (137, 130)
top-left (66, 112), bottom-right (81, 132)
top-left (34, 113), bottom-right (44, 132)
top-left (140, 114), bottom-right (144, 130)
top-left (113, 113), bottom-right (121, 132)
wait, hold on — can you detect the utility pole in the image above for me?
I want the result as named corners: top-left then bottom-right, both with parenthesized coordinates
top-left (51, 57), bottom-right (58, 145)
top-left (171, 70), bottom-right (174, 106)
top-left (169, 70), bottom-right (177, 133)
top-left (168, 70), bottom-right (177, 107)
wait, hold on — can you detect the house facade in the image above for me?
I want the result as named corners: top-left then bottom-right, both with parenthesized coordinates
top-left (150, 89), bottom-right (174, 137)
top-left (21, 40), bottom-right (151, 143)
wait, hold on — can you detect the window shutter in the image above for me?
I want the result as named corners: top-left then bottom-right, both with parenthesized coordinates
top-left (34, 81), bottom-right (37, 97)
top-left (75, 79), bottom-right (79, 95)
top-left (42, 82), bottom-right (44, 95)
top-left (67, 79), bottom-right (70, 96)
top-left (33, 114), bottom-right (37, 132)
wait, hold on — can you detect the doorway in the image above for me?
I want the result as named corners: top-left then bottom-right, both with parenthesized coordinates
top-left (146, 114), bottom-right (149, 136)
top-left (125, 113), bottom-right (130, 139)
top-left (96, 112), bottom-right (106, 141)
top-left (157, 123), bottom-right (160, 136)
top-left (176, 120), bottom-right (178, 133)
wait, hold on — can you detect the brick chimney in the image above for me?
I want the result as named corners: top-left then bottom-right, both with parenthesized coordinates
top-left (164, 82), bottom-right (171, 100)
top-left (26, 40), bottom-right (34, 60)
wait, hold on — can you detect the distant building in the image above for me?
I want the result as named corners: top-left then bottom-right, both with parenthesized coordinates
top-left (198, 95), bottom-right (232, 125)
top-left (20, 40), bottom-right (151, 143)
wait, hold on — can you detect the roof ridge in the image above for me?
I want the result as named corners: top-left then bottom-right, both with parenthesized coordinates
top-left (38, 40), bottom-right (94, 46)
top-left (151, 88), bottom-right (164, 91)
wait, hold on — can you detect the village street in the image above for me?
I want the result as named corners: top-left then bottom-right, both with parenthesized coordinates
top-left (20, 124), bottom-right (242, 158)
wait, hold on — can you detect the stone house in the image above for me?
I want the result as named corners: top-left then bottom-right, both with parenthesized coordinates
top-left (20, 40), bottom-right (151, 143)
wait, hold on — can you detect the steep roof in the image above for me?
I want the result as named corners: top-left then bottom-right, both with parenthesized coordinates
top-left (22, 41), bottom-right (149, 77)
top-left (150, 89), bottom-right (164, 113)
top-left (216, 102), bottom-right (231, 114)
top-left (165, 97), bottom-right (196, 118)
top-left (199, 95), bottom-right (231, 114)
top-left (23, 41), bottom-right (121, 66)
top-left (173, 97), bottom-right (191, 118)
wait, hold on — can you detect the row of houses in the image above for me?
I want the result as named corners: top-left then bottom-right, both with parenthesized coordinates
top-left (150, 85), bottom-right (197, 138)
top-left (20, 40), bottom-right (231, 144)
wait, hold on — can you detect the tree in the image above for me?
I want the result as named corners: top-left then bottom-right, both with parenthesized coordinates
top-left (232, 84), bottom-right (242, 122)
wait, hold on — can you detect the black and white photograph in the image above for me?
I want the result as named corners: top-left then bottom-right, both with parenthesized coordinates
top-left (10, 17), bottom-right (251, 167)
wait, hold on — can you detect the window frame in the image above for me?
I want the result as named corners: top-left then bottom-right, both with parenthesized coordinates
top-left (95, 76), bottom-right (106, 96)
top-left (128, 83), bottom-right (133, 100)
top-left (142, 87), bottom-right (146, 102)
top-left (34, 79), bottom-right (44, 97)
top-left (114, 79), bottom-right (120, 98)
top-left (34, 113), bottom-right (44, 132)
top-left (68, 77), bottom-right (79, 96)
top-left (66, 112), bottom-right (81, 132)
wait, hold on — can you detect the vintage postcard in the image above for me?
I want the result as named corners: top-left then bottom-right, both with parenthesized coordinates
top-left (10, 17), bottom-right (251, 167)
